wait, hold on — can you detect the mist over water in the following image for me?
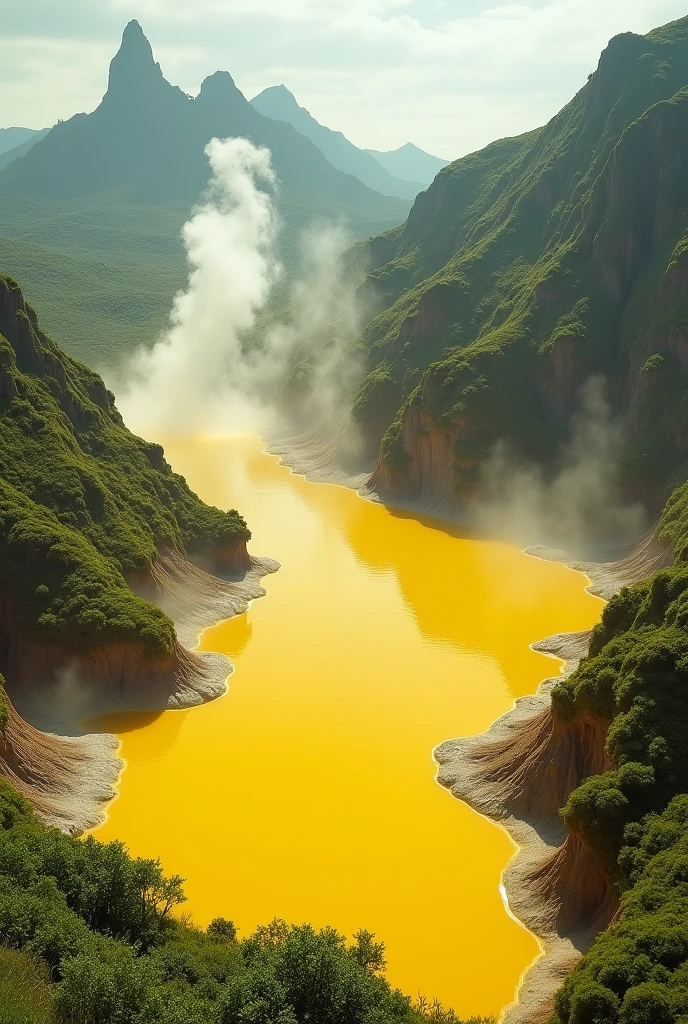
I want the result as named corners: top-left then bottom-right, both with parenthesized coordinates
top-left (476, 377), bottom-right (646, 555)
top-left (117, 137), bottom-right (367, 442)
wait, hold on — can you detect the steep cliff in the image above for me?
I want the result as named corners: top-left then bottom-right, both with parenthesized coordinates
top-left (349, 16), bottom-right (688, 512)
top-left (0, 274), bottom-right (275, 829)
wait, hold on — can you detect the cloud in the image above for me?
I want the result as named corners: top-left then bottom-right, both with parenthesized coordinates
top-left (1, 0), bottom-right (686, 156)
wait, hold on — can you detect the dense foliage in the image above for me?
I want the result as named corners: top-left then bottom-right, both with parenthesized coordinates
top-left (546, 488), bottom-right (688, 1022)
top-left (0, 778), bottom-right (489, 1024)
top-left (351, 16), bottom-right (688, 499)
top-left (0, 273), bottom-right (248, 654)
top-left (554, 797), bottom-right (688, 1024)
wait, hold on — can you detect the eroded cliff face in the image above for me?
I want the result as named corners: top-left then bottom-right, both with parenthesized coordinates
top-left (0, 271), bottom-right (273, 830)
top-left (435, 668), bottom-right (616, 1023)
top-left (0, 694), bottom-right (119, 834)
top-left (434, 530), bottom-right (672, 1024)
top-left (368, 404), bottom-right (479, 511)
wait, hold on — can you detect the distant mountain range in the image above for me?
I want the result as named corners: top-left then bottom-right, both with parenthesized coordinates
top-left (0, 20), bottom-right (409, 217)
top-left (251, 85), bottom-right (430, 199)
top-left (0, 127), bottom-right (41, 156)
top-left (364, 143), bottom-right (448, 186)
top-left (0, 129), bottom-right (49, 171)
top-left (0, 21), bottom-right (414, 364)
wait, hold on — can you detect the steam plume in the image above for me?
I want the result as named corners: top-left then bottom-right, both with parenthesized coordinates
top-left (475, 377), bottom-right (645, 554)
top-left (117, 137), bottom-right (367, 442)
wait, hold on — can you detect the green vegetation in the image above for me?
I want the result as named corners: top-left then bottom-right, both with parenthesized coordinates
top-left (0, 273), bottom-right (248, 655)
top-left (542, 476), bottom-right (688, 1021)
top-left (553, 797), bottom-right (688, 1024)
top-left (351, 16), bottom-right (688, 501)
top-left (0, 184), bottom-right (405, 368)
top-left (0, 946), bottom-right (55, 1024)
top-left (0, 777), bottom-right (489, 1024)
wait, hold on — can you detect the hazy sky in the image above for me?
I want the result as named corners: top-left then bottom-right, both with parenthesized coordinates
top-left (1, 0), bottom-right (686, 159)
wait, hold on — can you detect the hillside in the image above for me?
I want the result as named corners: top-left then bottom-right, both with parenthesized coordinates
top-left (251, 85), bottom-right (424, 199)
top-left (0, 271), bottom-right (278, 832)
top-left (364, 143), bottom-right (449, 186)
top-left (344, 16), bottom-right (688, 513)
top-left (0, 127), bottom-right (41, 156)
top-left (0, 127), bottom-right (49, 171)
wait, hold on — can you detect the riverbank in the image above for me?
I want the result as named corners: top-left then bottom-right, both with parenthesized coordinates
top-left (89, 434), bottom-right (599, 1016)
top-left (6, 551), bottom-right (278, 835)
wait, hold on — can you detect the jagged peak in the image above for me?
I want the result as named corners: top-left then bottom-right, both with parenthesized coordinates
top-left (106, 20), bottom-right (165, 100)
top-left (197, 70), bottom-right (244, 106)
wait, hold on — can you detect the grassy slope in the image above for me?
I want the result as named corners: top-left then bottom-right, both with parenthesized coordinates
top-left (350, 17), bottom-right (688, 499)
top-left (0, 272), bottom-right (248, 655)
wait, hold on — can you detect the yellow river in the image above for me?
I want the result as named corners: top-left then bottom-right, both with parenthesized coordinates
top-left (91, 436), bottom-right (602, 1019)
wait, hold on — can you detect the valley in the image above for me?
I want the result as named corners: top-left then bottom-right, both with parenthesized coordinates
top-left (3, 9), bottom-right (688, 1024)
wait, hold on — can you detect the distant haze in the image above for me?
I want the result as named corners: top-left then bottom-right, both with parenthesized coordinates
top-left (1, 0), bottom-right (687, 159)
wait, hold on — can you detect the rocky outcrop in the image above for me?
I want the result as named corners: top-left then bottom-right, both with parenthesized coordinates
top-left (368, 404), bottom-right (480, 514)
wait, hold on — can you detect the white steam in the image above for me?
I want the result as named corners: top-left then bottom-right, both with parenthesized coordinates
top-left (118, 137), bottom-right (367, 442)
top-left (475, 377), bottom-right (645, 554)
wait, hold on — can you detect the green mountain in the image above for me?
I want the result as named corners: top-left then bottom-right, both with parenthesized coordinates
top-left (364, 143), bottom-right (448, 186)
top-left (0, 128), bottom-right (50, 171)
top-left (0, 127), bottom-right (41, 157)
top-left (0, 23), bottom-right (409, 367)
top-left (251, 85), bottom-right (424, 200)
top-left (0, 269), bottom-right (253, 699)
top-left (347, 16), bottom-right (688, 510)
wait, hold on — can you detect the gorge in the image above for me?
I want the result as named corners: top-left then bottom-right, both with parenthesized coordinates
top-left (4, 10), bottom-right (688, 1024)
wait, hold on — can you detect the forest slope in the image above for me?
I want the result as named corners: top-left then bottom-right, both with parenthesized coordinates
top-left (0, 272), bottom-right (275, 830)
top-left (348, 15), bottom-right (688, 511)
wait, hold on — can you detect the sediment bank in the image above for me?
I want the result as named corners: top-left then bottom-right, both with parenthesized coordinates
top-left (1, 549), bottom-right (278, 834)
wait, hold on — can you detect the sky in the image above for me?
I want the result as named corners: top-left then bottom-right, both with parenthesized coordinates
top-left (1, 0), bottom-right (687, 160)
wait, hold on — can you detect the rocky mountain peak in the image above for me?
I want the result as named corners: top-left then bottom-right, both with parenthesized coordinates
top-left (197, 70), bottom-right (245, 109)
top-left (106, 20), bottom-right (165, 102)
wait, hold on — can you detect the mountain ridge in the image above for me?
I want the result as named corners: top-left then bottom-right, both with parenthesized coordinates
top-left (251, 84), bottom-right (425, 199)
top-left (365, 141), bottom-right (449, 185)
top-left (0, 20), bottom-right (409, 217)
top-left (342, 16), bottom-right (688, 515)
